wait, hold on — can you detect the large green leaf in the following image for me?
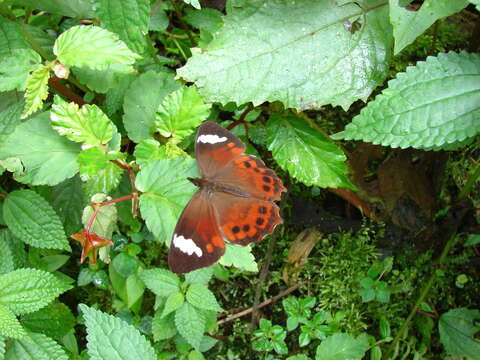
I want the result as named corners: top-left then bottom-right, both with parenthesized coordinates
top-left (267, 115), bottom-right (352, 189)
top-left (5, 332), bottom-right (68, 360)
top-left (80, 304), bottom-right (156, 360)
top-left (155, 86), bottom-right (211, 142)
top-left (315, 333), bottom-right (368, 360)
top-left (439, 308), bottom-right (480, 359)
top-left (53, 25), bottom-right (140, 70)
top-left (3, 190), bottom-right (70, 251)
top-left (0, 112), bottom-right (80, 185)
top-left (0, 234), bottom-right (15, 275)
top-left (219, 243), bottom-right (258, 272)
top-left (139, 268), bottom-right (180, 297)
top-left (21, 302), bottom-right (75, 340)
top-left (175, 302), bottom-right (205, 350)
top-left (0, 100), bottom-right (23, 143)
top-left (0, 268), bottom-right (71, 315)
top-left (152, 309), bottom-right (177, 341)
top-left (186, 284), bottom-right (223, 312)
top-left (0, 17), bottom-right (30, 57)
top-left (333, 52), bottom-right (480, 149)
top-left (0, 304), bottom-right (26, 340)
top-left (94, 0), bottom-right (150, 54)
top-left (73, 64), bottom-right (130, 94)
top-left (390, 0), bottom-right (469, 54)
top-left (11, 0), bottom-right (95, 18)
top-left (0, 49), bottom-right (42, 92)
top-left (123, 71), bottom-right (180, 143)
top-left (22, 64), bottom-right (50, 118)
top-left (81, 194), bottom-right (117, 240)
top-left (177, 0), bottom-right (392, 110)
top-left (136, 158), bottom-right (198, 242)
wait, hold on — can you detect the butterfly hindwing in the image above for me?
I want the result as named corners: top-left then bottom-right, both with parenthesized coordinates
top-left (168, 190), bottom-right (225, 274)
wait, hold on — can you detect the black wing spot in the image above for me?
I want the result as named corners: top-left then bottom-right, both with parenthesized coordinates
top-left (259, 206), bottom-right (267, 214)
top-left (263, 176), bottom-right (271, 183)
top-left (232, 226), bottom-right (240, 234)
top-left (263, 185), bottom-right (271, 192)
top-left (244, 161), bottom-right (251, 168)
top-left (243, 224), bottom-right (250, 232)
top-left (256, 217), bottom-right (264, 226)
top-left (253, 168), bottom-right (260, 173)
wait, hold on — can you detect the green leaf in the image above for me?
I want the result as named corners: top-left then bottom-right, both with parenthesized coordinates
top-left (183, 8), bottom-right (223, 33)
top-left (123, 71), bottom-right (180, 143)
top-left (175, 302), bottom-right (206, 350)
top-left (0, 112), bottom-right (81, 186)
top-left (390, 0), bottom-right (469, 54)
top-left (105, 74), bottom-right (135, 116)
top-left (3, 190), bottom-right (70, 251)
top-left (53, 25), bottom-right (140, 70)
top-left (152, 309), bottom-right (177, 341)
top-left (77, 147), bottom-right (111, 177)
top-left (94, 0), bottom-right (150, 54)
top-left (470, 0), bottom-right (480, 11)
top-left (162, 291), bottom-right (185, 318)
top-left (439, 308), bottom-right (480, 359)
top-left (0, 304), bottom-right (27, 339)
top-left (0, 17), bottom-right (30, 57)
top-left (81, 194), bottom-right (118, 240)
top-left (150, 8), bottom-right (169, 31)
top-left (0, 100), bottom-right (23, 143)
top-left (183, 0), bottom-right (201, 9)
top-left (267, 115), bottom-right (352, 189)
top-left (11, 0), bottom-right (95, 18)
top-left (134, 140), bottom-right (188, 166)
top-left (0, 49), bottom-right (42, 91)
top-left (184, 267), bottom-right (214, 286)
top-left (21, 302), bottom-right (75, 340)
top-left (83, 161), bottom-right (123, 196)
top-left (80, 304), bottom-right (156, 360)
top-left (22, 64), bottom-right (50, 119)
top-left (0, 268), bottom-right (71, 315)
top-left (464, 234), bottom-right (480, 247)
top-left (136, 158), bottom-right (198, 242)
top-left (315, 333), bottom-right (368, 360)
top-left (0, 236), bottom-right (15, 275)
top-left (155, 87), bottom-right (211, 141)
top-left (186, 284), bottom-right (223, 312)
top-left (177, 0), bottom-right (392, 111)
top-left (5, 332), bottom-right (68, 360)
top-left (73, 64), bottom-right (131, 94)
top-left (51, 96), bottom-right (113, 146)
top-left (139, 268), bottom-right (180, 297)
top-left (0, 229), bottom-right (26, 270)
top-left (219, 243), bottom-right (258, 272)
top-left (333, 52), bottom-right (480, 149)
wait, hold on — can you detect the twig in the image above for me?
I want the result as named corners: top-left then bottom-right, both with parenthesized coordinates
top-left (226, 103), bottom-right (254, 131)
top-left (218, 283), bottom-right (302, 326)
top-left (328, 188), bottom-right (376, 219)
top-left (49, 77), bottom-right (87, 106)
top-left (87, 194), bottom-right (135, 233)
top-left (110, 160), bottom-right (140, 217)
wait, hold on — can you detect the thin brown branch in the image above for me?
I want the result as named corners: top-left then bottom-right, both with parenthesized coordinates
top-left (49, 77), bottom-right (87, 106)
top-left (110, 160), bottom-right (140, 217)
top-left (218, 283), bottom-right (302, 326)
top-left (226, 103), bottom-right (254, 131)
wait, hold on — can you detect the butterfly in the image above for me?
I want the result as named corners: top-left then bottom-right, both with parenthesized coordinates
top-left (168, 121), bottom-right (286, 274)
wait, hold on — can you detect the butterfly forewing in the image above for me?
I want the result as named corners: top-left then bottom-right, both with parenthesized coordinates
top-left (168, 190), bottom-right (225, 274)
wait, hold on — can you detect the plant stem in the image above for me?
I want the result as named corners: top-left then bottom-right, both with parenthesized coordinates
top-left (457, 162), bottom-right (480, 201)
top-left (384, 233), bottom-right (460, 359)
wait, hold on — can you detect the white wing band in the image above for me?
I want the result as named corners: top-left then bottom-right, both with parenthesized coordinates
top-left (197, 134), bottom-right (227, 144)
top-left (173, 234), bottom-right (203, 257)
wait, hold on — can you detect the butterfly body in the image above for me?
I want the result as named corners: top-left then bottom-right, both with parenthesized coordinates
top-left (168, 121), bottom-right (286, 274)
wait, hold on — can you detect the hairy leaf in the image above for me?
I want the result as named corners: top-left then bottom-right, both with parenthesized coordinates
top-left (267, 115), bottom-right (352, 189)
top-left (439, 308), bottom-right (480, 359)
top-left (333, 52), bottom-right (480, 149)
top-left (186, 284), bottom-right (223, 312)
top-left (0, 268), bottom-right (71, 315)
top-left (162, 291), bottom-right (185, 318)
top-left (177, 0), bottom-right (392, 110)
top-left (21, 302), bottom-right (75, 340)
top-left (156, 86), bottom-right (211, 141)
top-left (51, 96), bottom-right (113, 146)
top-left (152, 309), bottom-right (177, 341)
top-left (0, 229), bottom-right (26, 270)
top-left (219, 243), bottom-right (258, 272)
top-left (175, 302), bottom-right (205, 350)
top-left (80, 304), bottom-right (156, 360)
top-left (73, 64), bottom-right (131, 94)
top-left (139, 269), bottom-right (180, 297)
top-left (0, 112), bottom-right (80, 186)
top-left (123, 71), bottom-right (180, 143)
top-left (94, 0), bottom-right (150, 54)
top-left (0, 304), bottom-right (26, 339)
top-left (22, 64), bottom-right (50, 118)
top-left (0, 100), bottom-right (23, 143)
top-left (5, 332), bottom-right (68, 360)
top-left (0, 235), bottom-right (15, 275)
top-left (390, 0), bottom-right (469, 54)
top-left (77, 147), bottom-right (111, 177)
top-left (0, 49), bottom-right (42, 91)
top-left (315, 333), bottom-right (368, 360)
top-left (184, 267), bottom-right (214, 286)
top-left (53, 25), bottom-right (140, 70)
top-left (136, 158), bottom-right (198, 242)
top-left (0, 17), bottom-right (30, 57)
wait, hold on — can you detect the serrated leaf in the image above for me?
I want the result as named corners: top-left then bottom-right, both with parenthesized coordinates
top-left (177, 0), bottom-right (392, 110)
top-left (0, 112), bottom-right (80, 185)
top-left (21, 302), bottom-right (75, 340)
top-left (136, 158), bottom-right (198, 242)
top-left (439, 308), bottom-right (480, 359)
top-left (73, 64), bottom-right (131, 94)
top-left (77, 147), bottom-right (111, 177)
top-left (390, 0), bottom-right (469, 54)
top-left (333, 52), bottom-right (480, 149)
top-left (94, 0), bottom-right (150, 54)
top-left (80, 304), bottom-right (156, 360)
top-left (267, 115), bottom-right (352, 189)
top-left (315, 333), bottom-right (368, 360)
top-left (0, 268), bottom-right (71, 315)
top-left (0, 100), bottom-right (23, 143)
top-left (0, 231), bottom-right (16, 276)
top-left (53, 25), bottom-right (140, 70)
top-left (219, 243), bottom-right (258, 272)
top-left (0, 229), bottom-right (26, 270)
top-left (183, 8), bottom-right (223, 33)
top-left (5, 332), bottom-right (68, 360)
top-left (175, 302), bottom-right (205, 350)
top-left (150, 8), bottom-right (169, 31)
top-left (123, 71), bottom-right (181, 143)
top-left (83, 161), bottom-right (123, 196)
top-left (155, 87), bottom-right (211, 141)
top-left (3, 190), bottom-right (70, 251)
top-left (152, 309), bottom-right (177, 341)
top-left (0, 304), bottom-right (27, 339)
top-left (184, 267), bottom-right (214, 286)
top-left (0, 49), bottom-right (42, 91)
top-left (22, 64), bottom-right (50, 118)
top-left (186, 284), bottom-right (223, 312)
top-left (162, 291), bottom-right (185, 318)
top-left (51, 96), bottom-right (113, 146)
top-left (104, 74), bottom-right (135, 116)
top-left (0, 17), bottom-right (30, 57)
top-left (11, 0), bottom-right (95, 18)
top-left (81, 194), bottom-right (117, 240)
top-left (139, 269), bottom-right (180, 297)
top-left (134, 140), bottom-right (188, 166)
